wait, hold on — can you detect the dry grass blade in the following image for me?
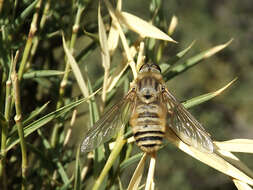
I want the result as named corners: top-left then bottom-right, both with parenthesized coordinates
top-left (215, 149), bottom-right (253, 181)
top-left (63, 109), bottom-right (77, 147)
top-left (145, 154), bottom-right (156, 190)
top-left (214, 139), bottom-right (253, 153)
top-left (106, 61), bottom-right (128, 92)
top-left (98, 3), bottom-right (110, 103)
top-left (168, 15), bottom-right (178, 35)
top-left (233, 179), bottom-right (253, 190)
top-left (104, 0), bottom-right (137, 78)
top-left (127, 153), bottom-right (147, 190)
top-left (166, 129), bottom-right (253, 186)
top-left (107, 0), bottom-right (121, 55)
top-left (117, 11), bottom-right (177, 43)
top-left (62, 34), bottom-right (89, 98)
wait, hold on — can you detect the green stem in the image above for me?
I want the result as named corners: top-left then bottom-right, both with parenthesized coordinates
top-left (92, 131), bottom-right (126, 190)
top-left (0, 51), bottom-right (18, 190)
top-left (27, 0), bottom-right (51, 67)
top-left (17, 0), bottom-right (42, 80)
top-left (12, 72), bottom-right (27, 190)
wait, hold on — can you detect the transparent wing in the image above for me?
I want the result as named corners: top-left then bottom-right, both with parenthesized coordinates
top-left (163, 89), bottom-right (214, 153)
top-left (81, 92), bottom-right (135, 153)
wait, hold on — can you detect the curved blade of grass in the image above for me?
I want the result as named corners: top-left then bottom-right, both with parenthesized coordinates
top-left (161, 41), bottom-right (195, 72)
top-left (167, 40), bottom-right (195, 66)
top-left (127, 153), bottom-right (147, 190)
top-left (164, 39), bottom-right (233, 81)
top-left (120, 153), bottom-right (144, 171)
top-left (6, 90), bottom-right (100, 152)
top-left (62, 33), bottom-right (89, 98)
top-left (23, 70), bottom-right (65, 79)
top-left (214, 139), bottom-right (253, 153)
top-left (117, 11), bottom-right (176, 43)
top-left (183, 78), bottom-right (237, 109)
top-left (9, 101), bottom-right (50, 136)
top-left (166, 129), bottom-right (253, 186)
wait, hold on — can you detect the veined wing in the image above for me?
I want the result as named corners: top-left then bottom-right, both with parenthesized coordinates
top-left (81, 91), bottom-right (136, 153)
top-left (163, 89), bottom-right (214, 153)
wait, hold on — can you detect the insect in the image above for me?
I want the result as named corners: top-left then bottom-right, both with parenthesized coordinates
top-left (81, 63), bottom-right (214, 154)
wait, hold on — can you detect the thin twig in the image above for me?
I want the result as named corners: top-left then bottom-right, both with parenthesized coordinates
top-left (92, 128), bottom-right (126, 190)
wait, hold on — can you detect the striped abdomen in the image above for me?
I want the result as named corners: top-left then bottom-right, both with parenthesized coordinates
top-left (130, 102), bottom-right (166, 154)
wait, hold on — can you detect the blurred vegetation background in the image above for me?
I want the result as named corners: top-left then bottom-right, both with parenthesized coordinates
top-left (0, 0), bottom-right (252, 189)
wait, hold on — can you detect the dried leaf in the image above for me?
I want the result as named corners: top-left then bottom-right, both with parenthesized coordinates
top-left (98, 2), bottom-right (110, 102)
top-left (62, 34), bottom-right (89, 98)
top-left (145, 155), bottom-right (156, 190)
top-left (108, 0), bottom-right (122, 55)
top-left (233, 179), bottom-right (253, 190)
top-left (127, 153), bottom-right (147, 190)
top-left (104, 0), bottom-right (137, 78)
top-left (168, 15), bottom-right (178, 35)
top-left (166, 129), bottom-right (253, 186)
top-left (117, 11), bottom-right (177, 43)
top-left (214, 139), bottom-right (253, 153)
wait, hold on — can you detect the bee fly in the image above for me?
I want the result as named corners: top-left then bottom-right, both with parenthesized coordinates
top-left (81, 64), bottom-right (213, 154)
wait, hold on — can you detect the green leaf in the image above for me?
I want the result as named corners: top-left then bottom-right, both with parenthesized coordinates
top-left (6, 94), bottom-right (97, 152)
top-left (164, 39), bottom-right (233, 81)
top-left (9, 102), bottom-right (50, 136)
top-left (161, 40), bottom-right (195, 72)
top-left (183, 78), bottom-right (237, 109)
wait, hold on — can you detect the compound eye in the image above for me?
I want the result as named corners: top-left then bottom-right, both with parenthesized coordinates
top-left (139, 64), bottom-right (149, 73)
top-left (151, 64), bottom-right (161, 73)
top-left (139, 64), bottom-right (161, 73)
